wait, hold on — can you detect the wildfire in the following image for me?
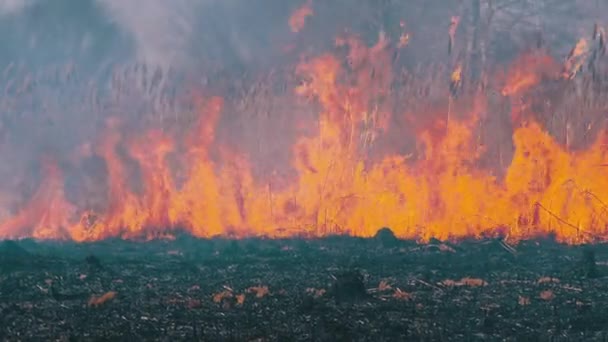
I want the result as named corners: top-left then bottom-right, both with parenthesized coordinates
top-left (0, 11), bottom-right (607, 245)
top-left (500, 53), bottom-right (559, 96)
top-left (289, 0), bottom-right (313, 33)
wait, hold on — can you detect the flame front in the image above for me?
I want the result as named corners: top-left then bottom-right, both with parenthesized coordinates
top-left (1, 22), bottom-right (608, 244)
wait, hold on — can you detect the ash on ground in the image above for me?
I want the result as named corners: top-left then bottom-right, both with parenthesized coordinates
top-left (1, 234), bottom-right (608, 341)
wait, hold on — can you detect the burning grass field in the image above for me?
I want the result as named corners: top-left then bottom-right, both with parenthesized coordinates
top-left (1, 232), bottom-right (608, 341)
top-left (2, 2), bottom-right (608, 244)
top-left (2, 1), bottom-right (608, 340)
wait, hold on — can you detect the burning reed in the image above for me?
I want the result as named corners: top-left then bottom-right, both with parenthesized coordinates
top-left (0, 2), bottom-right (607, 245)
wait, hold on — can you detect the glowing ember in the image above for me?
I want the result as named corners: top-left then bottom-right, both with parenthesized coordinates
top-left (88, 291), bottom-right (117, 307)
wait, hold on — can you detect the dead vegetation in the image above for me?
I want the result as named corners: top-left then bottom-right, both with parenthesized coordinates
top-left (0, 2), bottom-right (607, 340)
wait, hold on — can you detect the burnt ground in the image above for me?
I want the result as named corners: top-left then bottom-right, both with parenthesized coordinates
top-left (1, 233), bottom-right (608, 341)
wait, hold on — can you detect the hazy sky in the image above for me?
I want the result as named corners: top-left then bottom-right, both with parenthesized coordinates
top-left (0, 0), bottom-right (202, 67)
top-left (3, 1), bottom-right (329, 82)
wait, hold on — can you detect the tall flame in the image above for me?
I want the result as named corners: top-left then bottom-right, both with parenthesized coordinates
top-left (1, 25), bottom-right (608, 244)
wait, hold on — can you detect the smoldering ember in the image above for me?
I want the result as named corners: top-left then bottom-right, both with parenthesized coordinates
top-left (0, 0), bottom-right (608, 340)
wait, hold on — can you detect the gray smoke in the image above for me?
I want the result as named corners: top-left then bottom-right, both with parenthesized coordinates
top-left (0, 0), bottom-right (34, 15)
top-left (96, 0), bottom-right (200, 67)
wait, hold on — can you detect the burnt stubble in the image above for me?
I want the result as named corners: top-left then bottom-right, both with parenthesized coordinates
top-left (1, 235), bottom-right (607, 341)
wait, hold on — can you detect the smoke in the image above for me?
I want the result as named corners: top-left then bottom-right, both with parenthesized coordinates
top-left (95, 0), bottom-right (200, 67)
top-left (0, 0), bottom-right (34, 15)
top-left (0, 0), bottom-right (215, 69)
top-left (0, 0), bottom-right (200, 66)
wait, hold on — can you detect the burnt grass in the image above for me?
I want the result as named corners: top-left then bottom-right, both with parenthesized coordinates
top-left (1, 234), bottom-right (608, 341)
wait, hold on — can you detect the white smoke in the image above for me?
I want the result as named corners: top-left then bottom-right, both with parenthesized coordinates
top-left (95, 0), bottom-right (201, 67)
top-left (0, 0), bottom-right (35, 15)
top-left (0, 0), bottom-right (262, 69)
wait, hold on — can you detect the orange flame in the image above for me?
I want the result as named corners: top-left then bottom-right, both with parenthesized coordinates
top-left (289, 0), bottom-right (313, 33)
top-left (563, 38), bottom-right (589, 79)
top-left (0, 26), bottom-right (607, 245)
top-left (501, 53), bottom-right (559, 96)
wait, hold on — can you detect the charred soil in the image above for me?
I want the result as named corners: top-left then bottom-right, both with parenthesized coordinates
top-left (1, 236), bottom-right (608, 341)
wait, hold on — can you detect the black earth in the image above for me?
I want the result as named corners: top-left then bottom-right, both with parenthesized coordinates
top-left (1, 234), bottom-right (607, 341)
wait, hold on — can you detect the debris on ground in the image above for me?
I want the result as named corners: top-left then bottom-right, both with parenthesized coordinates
top-left (330, 270), bottom-right (368, 302)
top-left (374, 227), bottom-right (400, 248)
top-left (88, 291), bottom-right (118, 307)
top-left (0, 237), bottom-right (607, 340)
